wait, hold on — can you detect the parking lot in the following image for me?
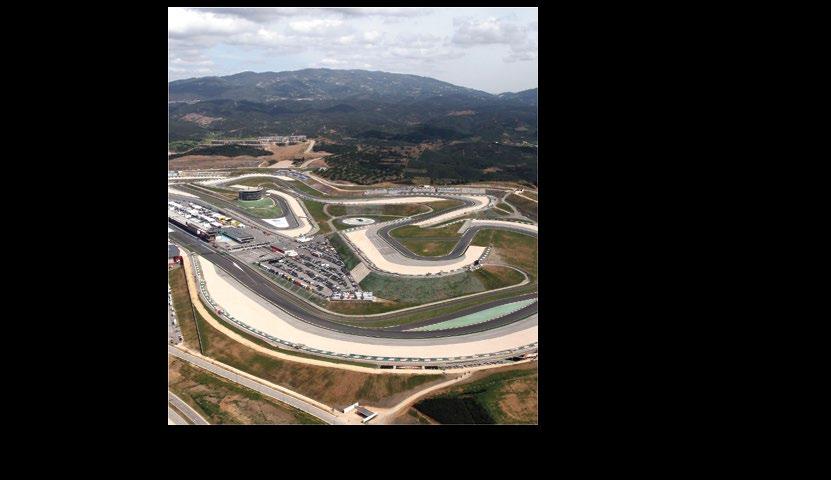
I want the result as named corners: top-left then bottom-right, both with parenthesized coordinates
top-left (230, 235), bottom-right (370, 301)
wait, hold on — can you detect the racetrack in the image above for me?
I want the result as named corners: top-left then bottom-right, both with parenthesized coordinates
top-left (169, 222), bottom-right (537, 338)
top-left (168, 173), bottom-right (539, 366)
top-left (195, 253), bottom-right (538, 359)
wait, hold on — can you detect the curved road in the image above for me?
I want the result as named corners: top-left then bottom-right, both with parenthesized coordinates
top-left (377, 221), bottom-right (537, 262)
top-left (170, 222), bottom-right (537, 338)
top-left (169, 175), bottom-right (538, 345)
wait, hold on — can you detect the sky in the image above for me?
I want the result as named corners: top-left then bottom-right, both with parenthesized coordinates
top-left (169, 7), bottom-right (538, 94)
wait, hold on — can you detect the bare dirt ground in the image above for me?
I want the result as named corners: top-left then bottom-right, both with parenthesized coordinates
top-left (495, 374), bottom-right (538, 423)
top-left (169, 141), bottom-right (329, 171)
top-left (180, 113), bottom-right (222, 126)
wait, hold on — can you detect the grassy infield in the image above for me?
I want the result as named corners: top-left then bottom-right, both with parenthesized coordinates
top-left (343, 228), bottom-right (538, 324)
top-left (236, 197), bottom-right (283, 218)
top-left (506, 193), bottom-right (538, 220)
top-left (390, 222), bottom-right (469, 257)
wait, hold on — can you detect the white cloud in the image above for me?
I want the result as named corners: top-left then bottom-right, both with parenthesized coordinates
top-left (336, 35), bottom-right (355, 45)
top-left (289, 18), bottom-right (344, 33)
top-left (168, 7), bottom-right (254, 38)
top-left (452, 17), bottom-right (537, 63)
top-left (322, 7), bottom-right (430, 17)
top-left (198, 7), bottom-right (308, 22)
top-left (168, 7), bottom-right (537, 91)
top-left (452, 17), bottom-right (528, 47)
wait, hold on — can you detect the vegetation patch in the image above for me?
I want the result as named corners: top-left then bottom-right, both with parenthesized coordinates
top-left (505, 193), bottom-right (538, 221)
top-left (288, 180), bottom-right (326, 197)
top-left (358, 265), bottom-right (524, 307)
top-left (414, 366), bottom-right (538, 424)
top-left (185, 295), bottom-right (442, 406)
top-left (329, 279), bottom-right (538, 328)
top-left (406, 142), bottom-right (537, 185)
top-left (472, 229), bottom-right (537, 282)
top-left (169, 357), bottom-right (325, 425)
top-left (389, 222), bottom-right (466, 257)
top-left (168, 140), bottom-right (201, 153)
top-left (168, 144), bottom-right (271, 159)
top-left (236, 197), bottom-right (283, 218)
top-left (168, 267), bottom-right (201, 351)
top-left (301, 199), bottom-right (331, 234)
top-left (328, 233), bottom-right (361, 270)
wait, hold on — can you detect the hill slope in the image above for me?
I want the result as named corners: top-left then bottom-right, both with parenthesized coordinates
top-left (169, 68), bottom-right (496, 103)
top-left (168, 69), bottom-right (538, 185)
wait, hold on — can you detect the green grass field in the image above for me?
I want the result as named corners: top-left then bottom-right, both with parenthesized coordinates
top-left (335, 281), bottom-right (538, 328)
top-left (168, 267), bottom-right (201, 351)
top-left (492, 203), bottom-right (512, 215)
top-left (195, 185), bottom-right (238, 200)
top-left (236, 197), bottom-right (284, 218)
top-left (389, 222), bottom-right (466, 256)
top-left (426, 198), bottom-right (465, 212)
top-left (350, 265), bottom-right (524, 310)
top-left (289, 180), bottom-right (326, 197)
top-left (506, 193), bottom-right (537, 220)
top-left (472, 229), bottom-right (537, 282)
top-left (329, 233), bottom-right (361, 270)
top-left (301, 199), bottom-right (332, 234)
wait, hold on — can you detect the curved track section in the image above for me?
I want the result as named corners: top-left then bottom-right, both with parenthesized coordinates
top-left (171, 184), bottom-right (301, 232)
top-left (169, 222), bottom-right (537, 337)
top-left (194, 253), bottom-right (538, 362)
top-left (376, 220), bottom-right (537, 262)
top-left (168, 173), bottom-right (539, 366)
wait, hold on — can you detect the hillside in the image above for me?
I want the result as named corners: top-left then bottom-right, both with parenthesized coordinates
top-left (168, 69), bottom-right (538, 185)
top-left (169, 69), bottom-right (495, 103)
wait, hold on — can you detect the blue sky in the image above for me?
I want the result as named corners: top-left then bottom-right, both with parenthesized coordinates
top-left (169, 7), bottom-right (538, 94)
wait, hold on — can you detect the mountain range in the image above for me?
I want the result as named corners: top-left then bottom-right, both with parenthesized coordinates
top-left (169, 68), bottom-right (534, 104)
top-left (168, 68), bottom-right (537, 185)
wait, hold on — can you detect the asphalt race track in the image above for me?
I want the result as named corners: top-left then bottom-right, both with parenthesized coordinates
top-left (169, 223), bottom-right (537, 339)
top-left (377, 221), bottom-right (537, 261)
top-left (168, 176), bottom-right (538, 362)
top-left (172, 185), bottom-right (301, 231)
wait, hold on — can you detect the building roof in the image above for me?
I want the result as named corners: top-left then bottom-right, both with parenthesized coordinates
top-left (168, 245), bottom-right (180, 258)
top-left (355, 406), bottom-right (376, 417)
top-left (221, 227), bottom-right (255, 242)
